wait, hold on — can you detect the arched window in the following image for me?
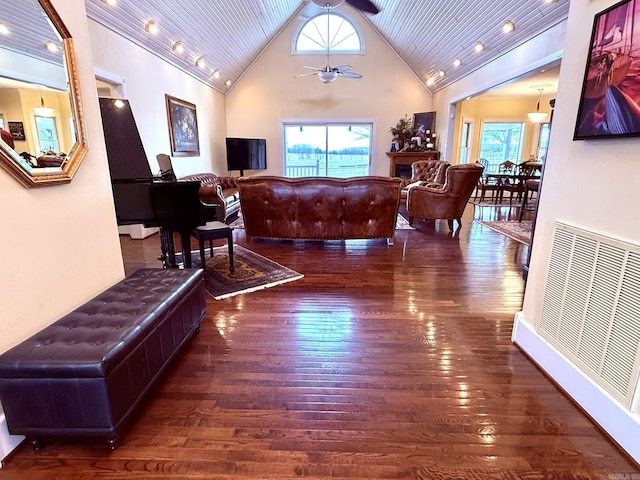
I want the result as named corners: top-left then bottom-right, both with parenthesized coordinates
top-left (294, 12), bottom-right (363, 54)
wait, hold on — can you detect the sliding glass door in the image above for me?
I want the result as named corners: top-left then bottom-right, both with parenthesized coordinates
top-left (284, 123), bottom-right (372, 177)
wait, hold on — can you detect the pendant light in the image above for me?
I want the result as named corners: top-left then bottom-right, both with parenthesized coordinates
top-left (33, 86), bottom-right (54, 117)
top-left (527, 87), bottom-right (547, 123)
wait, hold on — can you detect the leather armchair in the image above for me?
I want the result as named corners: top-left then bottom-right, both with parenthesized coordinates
top-left (406, 163), bottom-right (484, 231)
top-left (400, 160), bottom-right (450, 198)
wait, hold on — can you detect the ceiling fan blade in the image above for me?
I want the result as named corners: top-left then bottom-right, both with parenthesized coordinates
top-left (340, 71), bottom-right (363, 79)
top-left (335, 65), bottom-right (354, 72)
top-left (303, 66), bottom-right (323, 70)
top-left (295, 72), bottom-right (319, 78)
top-left (345, 0), bottom-right (380, 14)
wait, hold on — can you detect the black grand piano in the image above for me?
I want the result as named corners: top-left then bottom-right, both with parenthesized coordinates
top-left (99, 98), bottom-right (218, 268)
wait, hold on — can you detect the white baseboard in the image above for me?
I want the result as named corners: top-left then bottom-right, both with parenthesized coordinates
top-left (512, 312), bottom-right (640, 464)
top-left (118, 224), bottom-right (159, 239)
top-left (0, 411), bottom-right (24, 467)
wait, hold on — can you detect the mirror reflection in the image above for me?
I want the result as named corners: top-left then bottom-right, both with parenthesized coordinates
top-left (0, 0), bottom-right (87, 187)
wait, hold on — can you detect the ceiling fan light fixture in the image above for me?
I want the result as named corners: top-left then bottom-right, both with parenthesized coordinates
top-left (318, 70), bottom-right (339, 83)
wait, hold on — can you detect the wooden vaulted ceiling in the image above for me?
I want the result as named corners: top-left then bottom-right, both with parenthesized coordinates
top-left (84, 0), bottom-right (569, 94)
top-left (1, 0), bottom-right (570, 94)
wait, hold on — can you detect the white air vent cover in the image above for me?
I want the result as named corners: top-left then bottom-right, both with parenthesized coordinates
top-left (538, 222), bottom-right (640, 409)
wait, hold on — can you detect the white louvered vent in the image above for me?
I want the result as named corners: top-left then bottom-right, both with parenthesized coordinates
top-left (538, 222), bottom-right (640, 409)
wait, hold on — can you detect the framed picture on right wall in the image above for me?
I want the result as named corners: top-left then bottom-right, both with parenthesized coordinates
top-left (574, 0), bottom-right (640, 140)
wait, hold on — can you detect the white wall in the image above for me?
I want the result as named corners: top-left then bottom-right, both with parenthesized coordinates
top-left (430, 4), bottom-right (640, 462)
top-left (225, 10), bottom-right (431, 177)
top-left (513, 0), bottom-right (640, 462)
top-left (88, 21), bottom-right (227, 178)
top-left (0, 0), bottom-right (123, 355)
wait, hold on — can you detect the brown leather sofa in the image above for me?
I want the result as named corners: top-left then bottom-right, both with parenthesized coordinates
top-left (180, 173), bottom-right (240, 221)
top-left (406, 163), bottom-right (484, 231)
top-left (238, 176), bottom-right (402, 243)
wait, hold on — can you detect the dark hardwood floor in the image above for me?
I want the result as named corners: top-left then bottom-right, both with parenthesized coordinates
top-left (2, 203), bottom-right (638, 478)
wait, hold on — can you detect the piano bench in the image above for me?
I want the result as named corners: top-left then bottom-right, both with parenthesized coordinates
top-left (0, 268), bottom-right (206, 450)
top-left (192, 221), bottom-right (234, 272)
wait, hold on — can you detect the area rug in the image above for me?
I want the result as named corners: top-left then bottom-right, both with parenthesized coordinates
top-left (182, 245), bottom-right (303, 300)
top-left (478, 220), bottom-right (532, 245)
top-left (468, 198), bottom-right (521, 207)
top-left (229, 212), bottom-right (415, 230)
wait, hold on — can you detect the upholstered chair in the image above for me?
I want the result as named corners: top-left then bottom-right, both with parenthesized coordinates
top-left (406, 163), bottom-right (484, 231)
top-left (400, 160), bottom-right (450, 200)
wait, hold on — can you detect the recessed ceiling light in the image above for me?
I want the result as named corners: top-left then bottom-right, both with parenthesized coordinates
top-left (44, 41), bottom-right (59, 52)
top-left (195, 57), bottom-right (205, 68)
top-left (474, 41), bottom-right (485, 53)
top-left (426, 78), bottom-right (435, 87)
top-left (453, 58), bottom-right (462, 67)
top-left (212, 69), bottom-right (221, 79)
top-left (503, 21), bottom-right (515, 33)
top-left (145, 21), bottom-right (159, 35)
top-left (438, 70), bottom-right (445, 77)
top-left (225, 79), bottom-right (232, 87)
top-left (0, 23), bottom-right (9, 35)
top-left (101, 0), bottom-right (117, 5)
top-left (172, 41), bottom-right (184, 53)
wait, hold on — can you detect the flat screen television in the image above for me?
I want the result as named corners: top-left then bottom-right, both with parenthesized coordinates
top-left (226, 137), bottom-right (266, 175)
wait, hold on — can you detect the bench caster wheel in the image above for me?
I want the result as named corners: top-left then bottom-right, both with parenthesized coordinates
top-left (106, 436), bottom-right (119, 450)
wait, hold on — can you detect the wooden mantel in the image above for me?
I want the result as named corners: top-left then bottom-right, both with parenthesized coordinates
top-left (386, 151), bottom-right (441, 178)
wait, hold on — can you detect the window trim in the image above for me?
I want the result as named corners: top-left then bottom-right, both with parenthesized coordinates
top-left (292, 11), bottom-right (364, 55)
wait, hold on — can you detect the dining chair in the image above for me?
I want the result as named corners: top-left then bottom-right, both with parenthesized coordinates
top-left (476, 160), bottom-right (514, 202)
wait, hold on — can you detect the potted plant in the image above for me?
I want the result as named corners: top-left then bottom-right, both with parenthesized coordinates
top-left (389, 115), bottom-right (413, 151)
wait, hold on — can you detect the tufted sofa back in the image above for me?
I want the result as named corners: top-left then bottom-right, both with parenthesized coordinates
top-left (238, 176), bottom-right (402, 241)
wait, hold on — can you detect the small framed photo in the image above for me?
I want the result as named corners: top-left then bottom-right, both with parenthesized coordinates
top-left (8, 121), bottom-right (26, 141)
top-left (165, 95), bottom-right (200, 156)
top-left (574, 0), bottom-right (640, 139)
top-left (412, 111), bottom-right (436, 138)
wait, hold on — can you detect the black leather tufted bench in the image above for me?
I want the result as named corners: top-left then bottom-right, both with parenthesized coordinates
top-left (0, 268), bottom-right (205, 449)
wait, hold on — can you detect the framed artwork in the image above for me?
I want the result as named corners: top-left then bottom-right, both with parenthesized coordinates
top-left (165, 95), bottom-right (200, 156)
top-left (412, 111), bottom-right (436, 138)
top-left (574, 0), bottom-right (640, 139)
top-left (8, 121), bottom-right (25, 141)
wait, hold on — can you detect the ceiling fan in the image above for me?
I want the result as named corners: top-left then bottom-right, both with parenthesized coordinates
top-left (310, 0), bottom-right (380, 15)
top-left (296, 1), bottom-right (378, 83)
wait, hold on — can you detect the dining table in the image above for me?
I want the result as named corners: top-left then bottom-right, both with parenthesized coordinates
top-left (483, 171), bottom-right (541, 204)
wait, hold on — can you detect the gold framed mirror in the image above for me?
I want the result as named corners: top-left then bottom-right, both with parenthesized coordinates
top-left (0, 0), bottom-right (87, 188)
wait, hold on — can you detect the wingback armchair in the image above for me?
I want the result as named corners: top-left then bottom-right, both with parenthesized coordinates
top-left (400, 160), bottom-right (450, 200)
top-left (406, 163), bottom-right (484, 231)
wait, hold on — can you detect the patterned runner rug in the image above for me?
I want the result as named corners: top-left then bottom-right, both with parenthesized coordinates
top-left (180, 245), bottom-right (303, 300)
top-left (477, 220), bottom-right (532, 245)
